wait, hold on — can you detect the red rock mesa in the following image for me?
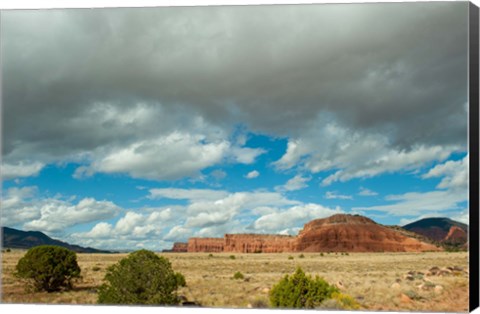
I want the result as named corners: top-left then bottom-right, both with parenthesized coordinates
top-left (171, 214), bottom-right (442, 253)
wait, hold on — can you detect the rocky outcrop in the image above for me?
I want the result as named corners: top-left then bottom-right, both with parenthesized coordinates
top-left (187, 237), bottom-right (224, 252)
top-left (172, 242), bottom-right (188, 252)
top-left (444, 226), bottom-right (468, 245)
top-left (295, 214), bottom-right (441, 252)
top-left (223, 234), bottom-right (296, 253)
top-left (172, 214), bottom-right (443, 253)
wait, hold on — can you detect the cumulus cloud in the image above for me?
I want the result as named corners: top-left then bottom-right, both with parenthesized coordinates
top-left (1, 186), bottom-right (41, 226)
top-left (2, 186), bottom-right (122, 234)
top-left (422, 155), bottom-right (468, 190)
top-left (2, 3), bottom-right (468, 183)
top-left (24, 198), bottom-right (122, 233)
top-left (1, 161), bottom-right (44, 180)
top-left (245, 170), bottom-right (260, 179)
top-left (72, 207), bottom-right (180, 244)
top-left (274, 119), bottom-right (458, 185)
top-left (250, 203), bottom-right (342, 234)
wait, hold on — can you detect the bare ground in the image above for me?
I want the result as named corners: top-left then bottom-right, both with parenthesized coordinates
top-left (1, 250), bottom-right (469, 312)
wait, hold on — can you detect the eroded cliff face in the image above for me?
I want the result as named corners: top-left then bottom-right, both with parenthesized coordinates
top-left (444, 226), bottom-right (468, 245)
top-left (295, 214), bottom-right (441, 252)
top-left (172, 242), bottom-right (188, 252)
top-left (177, 214), bottom-right (443, 253)
top-left (223, 234), bottom-right (296, 253)
top-left (187, 237), bottom-right (224, 252)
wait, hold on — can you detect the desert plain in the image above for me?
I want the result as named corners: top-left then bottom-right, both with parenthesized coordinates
top-left (1, 250), bottom-right (469, 312)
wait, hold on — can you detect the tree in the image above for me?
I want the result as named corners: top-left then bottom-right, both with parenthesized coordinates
top-left (269, 267), bottom-right (338, 308)
top-left (97, 249), bottom-right (185, 305)
top-left (15, 245), bottom-right (81, 292)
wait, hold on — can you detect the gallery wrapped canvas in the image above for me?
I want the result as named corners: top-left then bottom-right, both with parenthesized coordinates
top-left (1, 0), bottom-right (479, 313)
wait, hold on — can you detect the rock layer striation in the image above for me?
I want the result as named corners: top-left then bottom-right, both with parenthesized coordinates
top-left (175, 214), bottom-right (442, 253)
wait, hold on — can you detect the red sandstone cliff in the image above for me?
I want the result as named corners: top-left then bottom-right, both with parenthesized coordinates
top-left (172, 242), bottom-right (188, 252)
top-left (295, 214), bottom-right (441, 252)
top-left (187, 237), bottom-right (224, 252)
top-left (173, 214), bottom-right (443, 253)
top-left (223, 234), bottom-right (296, 253)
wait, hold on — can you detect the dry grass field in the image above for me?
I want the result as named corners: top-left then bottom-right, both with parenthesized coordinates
top-left (1, 250), bottom-right (469, 312)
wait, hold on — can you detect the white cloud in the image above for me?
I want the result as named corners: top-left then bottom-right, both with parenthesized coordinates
top-left (1, 161), bottom-right (44, 180)
top-left (83, 222), bottom-right (113, 239)
top-left (251, 203), bottom-right (342, 234)
top-left (186, 211), bottom-right (234, 228)
top-left (72, 207), bottom-right (181, 245)
top-left (163, 225), bottom-right (192, 242)
top-left (355, 189), bottom-right (467, 216)
top-left (358, 187), bottom-right (378, 196)
top-left (422, 155), bottom-right (468, 190)
top-left (274, 119), bottom-right (458, 186)
top-left (324, 191), bottom-right (353, 200)
top-left (1, 186), bottom-right (41, 226)
top-left (321, 144), bottom-right (454, 186)
top-left (2, 187), bottom-right (122, 234)
top-left (245, 170), bottom-right (260, 179)
top-left (148, 188), bottom-right (228, 202)
top-left (452, 210), bottom-right (469, 225)
top-left (229, 147), bottom-right (266, 164)
top-left (23, 197), bottom-right (122, 233)
top-left (91, 132), bottom-right (229, 180)
top-left (276, 174), bottom-right (311, 192)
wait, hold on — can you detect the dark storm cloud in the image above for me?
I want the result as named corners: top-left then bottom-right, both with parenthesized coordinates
top-left (2, 2), bottom-right (468, 168)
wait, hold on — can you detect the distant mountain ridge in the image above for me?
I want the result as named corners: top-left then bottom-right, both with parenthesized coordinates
top-left (402, 217), bottom-right (468, 247)
top-left (1, 226), bottom-right (113, 253)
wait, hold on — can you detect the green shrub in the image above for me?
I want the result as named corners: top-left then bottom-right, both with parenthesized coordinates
top-left (6, 248), bottom-right (11, 253)
top-left (229, 255), bottom-right (236, 260)
top-left (15, 245), bottom-right (81, 292)
top-left (175, 272), bottom-right (187, 287)
top-left (288, 256), bottom-right (294, 260)
top-left (269, 267), bottom-right (339, 308)
top-left (97, 250), bottom-right (185, 305)
top-left (320, 253), bottom-right (324, 257)
top-left (329, 292), bottom-right (360, 309)
top-left (208, 253), bottom-right (214, 258)
top-left (299, 254), bottom-right (305, 258)
top-left (92, 266), bottom-right (101, 272)
top-left (233, 271), bottom-right (244, 280)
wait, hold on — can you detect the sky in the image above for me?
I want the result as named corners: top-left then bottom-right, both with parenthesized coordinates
top-left (0, 1), bottom-right (471, 251)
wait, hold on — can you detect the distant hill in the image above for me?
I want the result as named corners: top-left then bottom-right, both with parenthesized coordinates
top-left (403, 217), bottom-right (468, 248)
top-left (1, 226), bottom-right (113, 253)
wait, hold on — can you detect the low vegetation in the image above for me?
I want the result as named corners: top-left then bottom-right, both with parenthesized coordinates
top-left (269, 267), bottom-right (339, 308)
top-left (2, 251), bottom-right (469, 311)
top-left (15, 245), bottom-right (81, 292)
top-left (97, 249), bottom-right (185, 305)
top-left (233, 271), bottom-right (244, 280)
